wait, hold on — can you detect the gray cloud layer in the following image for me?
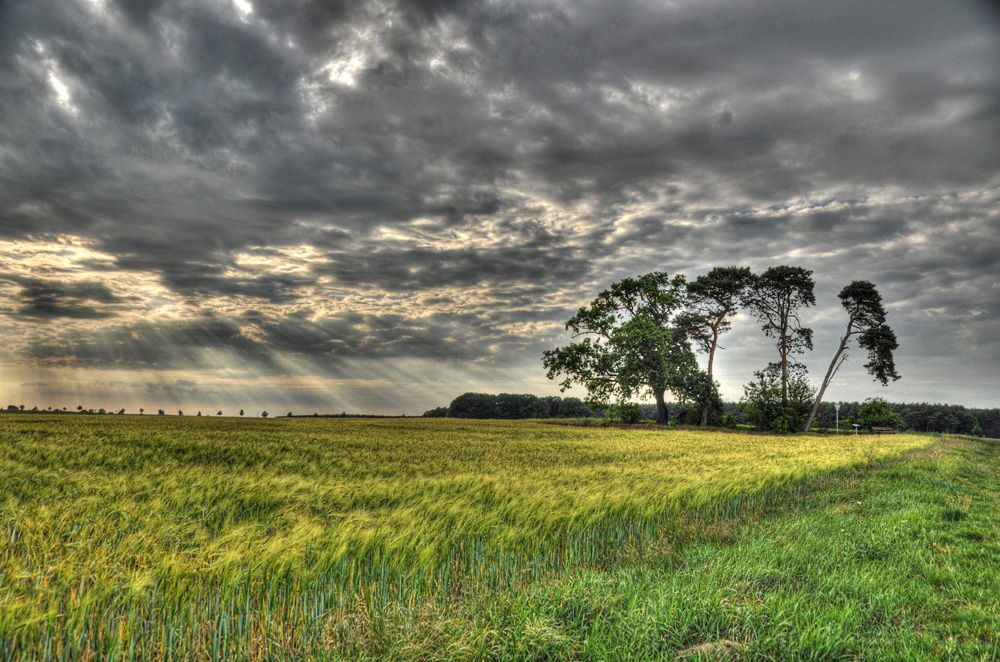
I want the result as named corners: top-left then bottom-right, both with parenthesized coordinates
top-left (2, 0), bottom-right (998, 412)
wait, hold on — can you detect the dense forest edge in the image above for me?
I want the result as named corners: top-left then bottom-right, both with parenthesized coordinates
top-left (422, 391), bottom-right (1000, 438)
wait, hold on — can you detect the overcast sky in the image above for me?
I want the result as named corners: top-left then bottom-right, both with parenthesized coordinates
top-left (2, 0), bottom-right (998, 415)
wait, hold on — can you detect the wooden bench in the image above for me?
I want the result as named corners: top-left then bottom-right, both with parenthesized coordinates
top-left (872, 427), bottom-right (897, 435)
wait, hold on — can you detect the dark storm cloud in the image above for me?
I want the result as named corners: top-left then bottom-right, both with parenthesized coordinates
top-left (26, 317), bottom-right (275, 370)
top-left (22, 305), bottom-right (538, 373)
top-left (2, 0), bottom-right (999, 409)
top-left (258, 311), bottom-right (500, 361)
top-left (319, 242), bottom-right (581, 292)
top-left (6, 0), bottom-right (997, 241)
top-left (143, 379), bottom-right (219, 401)
top-left (1, 274), bottom-right (133, 319)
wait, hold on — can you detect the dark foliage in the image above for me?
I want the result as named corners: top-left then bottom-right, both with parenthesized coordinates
top-left (432, 393), bottom-right (597, 419)
top-left (740, 363), bottom-right (817, 433)
top-left (857, 397), bottom-right (905, 430)
top-left (542, 271), bottom-right (705, 425)
top-left (809, 401), bottom-right (997, 437)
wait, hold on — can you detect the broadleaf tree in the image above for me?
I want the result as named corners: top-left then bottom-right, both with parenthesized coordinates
top-left (542, 271), bottom-right (708, 425)
top-left (803, 280), bottom-right (900, 431)
top-left (746, 265), bottom-right (816, 405)
top-left (676, 266), bottom-right (754, 426)
top-left (741, 362), bottom-right (817, 433)
top-left (857, 397), bottom-right (905, 431)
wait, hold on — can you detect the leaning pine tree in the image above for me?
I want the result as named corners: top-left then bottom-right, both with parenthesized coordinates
top-left (803, 280), bottom-right (900, 432)
top-left (542, 271), bottom-right (708, 425)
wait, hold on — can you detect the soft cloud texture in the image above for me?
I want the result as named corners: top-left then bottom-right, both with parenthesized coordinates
top-left (1, 0), bottom-right (998, 413)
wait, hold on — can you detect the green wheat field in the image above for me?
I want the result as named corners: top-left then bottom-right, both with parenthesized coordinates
top-left (1, 415), bottom-right (997, 660)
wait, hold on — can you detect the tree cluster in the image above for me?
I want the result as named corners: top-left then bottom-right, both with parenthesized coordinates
top-left (807, 400), bottom-right (997, 437)
top-left (543, 266), bottom-right (902, 432)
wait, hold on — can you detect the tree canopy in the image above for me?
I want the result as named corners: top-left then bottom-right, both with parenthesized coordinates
top-left (857, 397), bottom-right (905, 430)
top-left (746, 266), bottom-right (816, 406)
top-left (740, 362), bottom-right (817, 433)
top-left (542, 271), bottom-right (709, 425)
top-left (676, 266), bottom-right (754, 426)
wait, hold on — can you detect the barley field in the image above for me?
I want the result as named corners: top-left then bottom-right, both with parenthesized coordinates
top-left (0, 414), bottom-right (931, 660)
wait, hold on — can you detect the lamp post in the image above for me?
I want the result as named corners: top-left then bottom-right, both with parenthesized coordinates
top-left (835, 403), bottom-right (841, 435)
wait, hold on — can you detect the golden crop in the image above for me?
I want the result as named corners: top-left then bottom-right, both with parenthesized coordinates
top-left (0, 415), bottom-right (929, 660)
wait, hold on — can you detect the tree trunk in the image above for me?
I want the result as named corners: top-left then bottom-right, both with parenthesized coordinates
top-left (780, 330), bottom-right (788, 407)
top-left (803, 317), bottom-right (854, 432)
top-left (706, 326), bottom-right (719, 376)
top-left (700, 318), bottom-right (722, 427)
top-left (654, 389), bottom-right (669, 425)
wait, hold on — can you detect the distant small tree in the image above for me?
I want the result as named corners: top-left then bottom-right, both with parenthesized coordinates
top-left (239, 409), bottom-right (244, 417)
top-left (741, 363), bottom-right (816, 433)
top-left (139, 408), bottom-right (144, 415)
top-left (98, 408), bottom-right (106, 415)
top-left (178, 410), bottom-right (183, 416)
top-left (158, 409), bottom-right (165, 415)
top-left (19, 405), bottom-right (24, 411)
top-left (673, 367), bottom-right (723, 427)
top-left (618, 402), bottom-right (642, 424)
top-left (287, 412), bottom-right (293, 417)
top-left (77, 405), bottom-right (83, 411)
top-left (217, 410), bottom-right (223, 416)
top-left (197, 411), bottom-right (202, 416)
top-left (971, 424), bottom-right (983, 437)
top-left (118, 409), bottom-right (125, 415)
top-left (261, 411), bottom-right (269, 418)
top-left (857, 397), bottom-right (904, 431)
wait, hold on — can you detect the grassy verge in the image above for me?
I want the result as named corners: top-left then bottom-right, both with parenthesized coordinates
top-left (351, 434), bottom-right (998, 661)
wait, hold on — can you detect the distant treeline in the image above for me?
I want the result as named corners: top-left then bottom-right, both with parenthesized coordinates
top-left (423, 393), bottom-right (597, 420)
top-left (6, 397), bottom-right (995, 437)
top-left (806, 401), bottom-right (999, 438)
top-left (424, 393), bottom-right (999, 438)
